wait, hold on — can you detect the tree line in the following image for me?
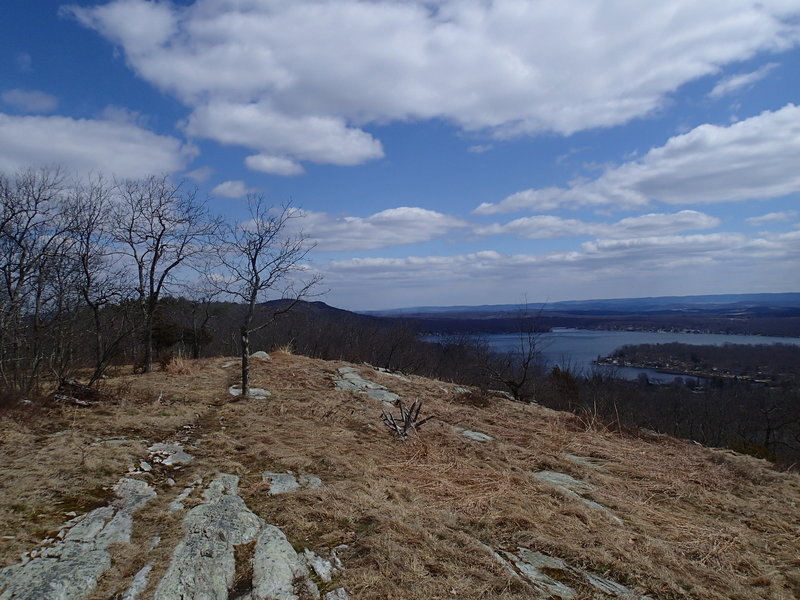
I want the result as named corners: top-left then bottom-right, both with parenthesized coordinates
top-left (0, 167), bottom-right (316, 401)
top-left (3, 166), bottom-right (797, 466)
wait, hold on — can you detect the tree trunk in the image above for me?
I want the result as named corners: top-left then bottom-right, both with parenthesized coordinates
top-left (241, 325), bottom-right (250, 397)
top-left (143, 320), bottom-right (154, 373)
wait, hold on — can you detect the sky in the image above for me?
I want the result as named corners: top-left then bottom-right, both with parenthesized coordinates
top-left (1, 0), bottom-right (799, 310)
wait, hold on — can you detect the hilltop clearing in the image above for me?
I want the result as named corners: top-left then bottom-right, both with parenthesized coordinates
top-left (1, 352), bottom-right (799, 599)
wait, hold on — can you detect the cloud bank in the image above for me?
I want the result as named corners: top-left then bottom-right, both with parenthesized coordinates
top-left (476, 104), bottom-right (800, 214)
top-left (69, 0), bottom-right (800, 172)
top-left (0, 113), bottom-right (195, 178)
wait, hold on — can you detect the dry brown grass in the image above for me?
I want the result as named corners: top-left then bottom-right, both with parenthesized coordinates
top-left (2, 352), bottom-right (799, 600)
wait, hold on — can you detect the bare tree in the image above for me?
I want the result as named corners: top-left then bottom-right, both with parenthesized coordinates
top-left (66, 175), bottom-right (133, 382)
top-left (111, 175), bottom-right (220, 373)
top-left (0, 167), bottom-right (75, 394)
top-left (484, 302), bottom-right (547, 403)
top-left (210, 196), bottom-right (321, 397)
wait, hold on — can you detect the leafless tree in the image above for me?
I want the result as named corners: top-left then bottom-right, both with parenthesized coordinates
top-left (484, 302), bottom-right (547, 402)
top-left (66, 175), bottom-right (134, 382)
top-left (111, 175), bottom-right (220, 373)
top-left (209, 196), bottom-right (321, 397)
top-left (0, 167), bottom-right (75, 394)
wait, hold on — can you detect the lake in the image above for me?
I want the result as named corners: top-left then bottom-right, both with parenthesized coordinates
top-left (424, 328), bottom-right (800, 382)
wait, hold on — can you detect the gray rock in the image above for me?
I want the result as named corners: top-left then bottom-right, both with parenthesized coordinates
top-left (262, 472), bottom-right (300, 495)
top-left (532, 471), bottom-right (622, 523)
top-left (139, 461), bottom-right (152, 472)
top-left (505, 548), bottom-right (576, 599)
top-left (303, 549), bottom-right (335, 583)
top-left (120, 565), bottom-right (151, 600)
top-left (250, 351), bottom-right (271, 361)
top-left (161, 450), bottom-right (194, 466)
top-left (168, 486), bottom-right (194, 512)
top-left (0, 478), bottom-right (155, 600)
top-left (498, 546), bottom-right (652, 599)
top-left (154, 474), bottom-right (264, 600)
top-left (333, 367), bottom-right (399, 405)
top-left (149, 443), bottom-right (194, 467)
top-left (250, 526), bottom-right (319, 600)
top-left (228, 385), bottom-right (271, 400)
top-left (461, 430), bottom-right (494, 442)
top-left (298, 474), bottom-right (323, 489)
top-left (325, 589), bottom-right (349, 600)
top-left (365, 388), bottom-right (400, 406)
top-left (263, 472), bottom-right (322, 495)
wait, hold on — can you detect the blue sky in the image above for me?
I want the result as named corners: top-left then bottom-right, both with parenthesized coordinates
top-left (2, 1), bottom-right (799, 310)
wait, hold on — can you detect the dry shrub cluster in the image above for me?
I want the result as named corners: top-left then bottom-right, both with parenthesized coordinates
top-left (1, 352), bottom-right (798, 600)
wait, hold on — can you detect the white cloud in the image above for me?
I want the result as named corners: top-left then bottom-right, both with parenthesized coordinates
top-left (476, 210), bottom-right (720, 239)
top-left (1, 89), bottom-right (58, 113)
top-left (70, 0), bottom-right (800, 169)
top-left (322, 231), bottom-right (800, 308)
top-left (184, 166), bottom-right (213, 183)
top-left (476, 104), bottom-right (800, 214)
top-left (211, 180), bottom-right (256, 199)
top-left (185, 101), bottom-right (384, 167)
top-left (297, 207), bottom-right (468, 251)
top-left (0, 113), bottom-right (195, 178)
top-left (709, 63), bottom-right (778, 98)
top-left (245, 154), bottom-right (304, 177)
top-left (745, 210), bottom-right (798, 226)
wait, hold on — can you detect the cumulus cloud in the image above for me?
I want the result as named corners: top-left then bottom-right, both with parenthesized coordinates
top-left (69, 0), bottom-right (800, 170)
top-left (745, 210), bottom-right (798, 226)
top-left (0, 113), bottom-right (195, 178)
top-left (245, 154), bottom-right (304, 177)
top-left (1, 89), bottom-right (58, 113)
top-left (211, 180), bottom-right (256, 199)
top-left (184, 166), bottom-right (213, 182)
top-left (296, 207), bottom-right (468, 251)
top-left (476, 104), bottom-right (800, 214)
top-left (322, 230), bottom-right (800, 308)
top-left (709, 63), bottom-right (779, 98)
top-left (476, 210), bottom-right (720, 239)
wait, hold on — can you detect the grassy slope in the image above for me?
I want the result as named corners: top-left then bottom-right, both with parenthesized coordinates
top-left (1, 352), bottom-right (799, 599)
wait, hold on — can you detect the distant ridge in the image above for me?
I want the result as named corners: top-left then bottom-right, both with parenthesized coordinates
top-left (364, 292), bottom-right (800, 316)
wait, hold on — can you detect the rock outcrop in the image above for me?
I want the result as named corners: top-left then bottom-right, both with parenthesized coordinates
top-left (0, 478), bottom-right (155, 600)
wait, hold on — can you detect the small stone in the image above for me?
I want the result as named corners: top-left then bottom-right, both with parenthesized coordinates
top-left (461, 430), bottom-right (494, 442)
top-left (262, 472), bottom-right (300, 495)
top-left (325, 588), bottom-right (350, 600)
top-left (250, 351), bottom-right (271, 360)
top-left (139, 461), bottom-right (152, 472)
top-left (298, 474), bottom-right (322, 489)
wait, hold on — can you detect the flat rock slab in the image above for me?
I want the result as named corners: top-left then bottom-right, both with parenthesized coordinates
top-left (154, 474), bottom-right (263, 600)
top-left (148, 443), bottom-right (195, 466)
top-left (0, 478), bottom-right (155, 600)
top-left (228, 385), bottom-right (271, 400)
top-left (533, 471), bottom-right (621, 524)
top-left (333, 367), bottom-right (399, 406)
top-left (461, 429), bottom-right (494, 442)
top-left (493, 546), bottom-right (651, 599)
top-left (155, 473), bottom-right (343, 600)
top-left (262, 472), bottom-right (323, 496)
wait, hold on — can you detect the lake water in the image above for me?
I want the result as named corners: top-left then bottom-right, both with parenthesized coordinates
top-left (425, 329), bottom-right (800, 382)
